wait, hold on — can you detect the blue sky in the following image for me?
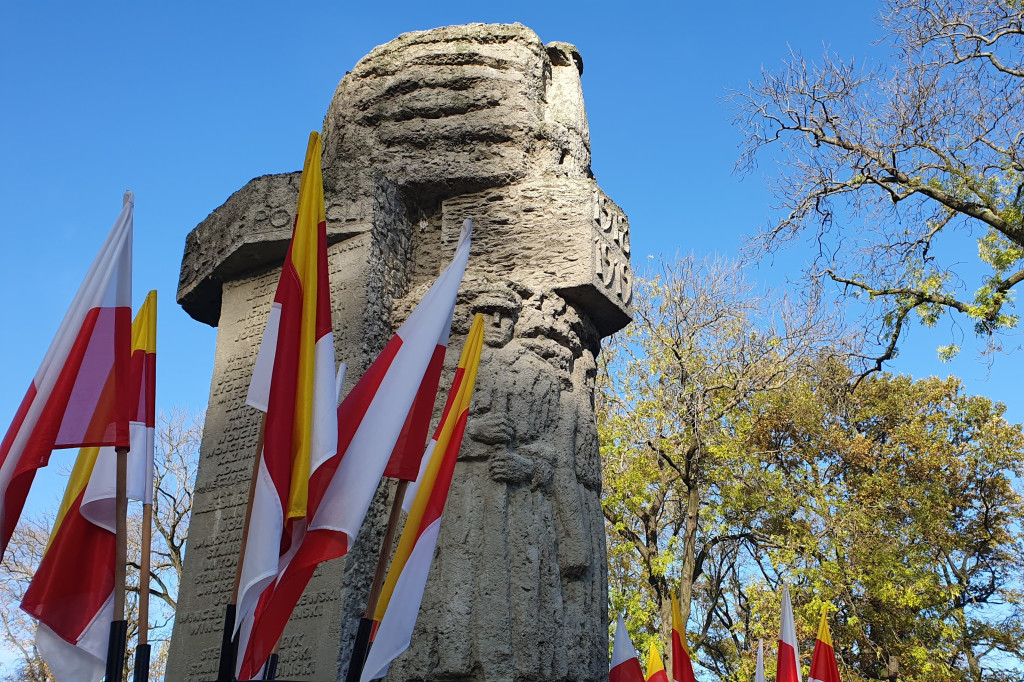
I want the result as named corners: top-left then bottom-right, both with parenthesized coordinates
top-left (0, 0), bottom-right (1020, 651)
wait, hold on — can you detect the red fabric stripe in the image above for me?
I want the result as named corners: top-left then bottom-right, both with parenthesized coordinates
top-left (263, 252), bottom-right (305, 508)
top-left (431, 368), bottom-right (464, 441)
top-left (143, 351), bottom-right (156, 428)
top-left (777, 641), bottom-right (800, 682)
top-left (610, 659), bottom-right (646, 682)
top-left (0, 385), bottom-right (36, 474)
top-left (21, 489), bottom-right (113, 642)
top-left (417, 407), bottom-right (469, 538)
top-left (809, 640), bottom-right (840, 682)
top-left (672, 630), bottom-right (695, 682)
top-left (383, 343), bottom-right (446, 480)
top-left (648, 671), bottom-right (669, 682)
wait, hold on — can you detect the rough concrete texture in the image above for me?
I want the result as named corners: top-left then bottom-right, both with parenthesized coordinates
top-left (167, 22), bottom-right (631, 682)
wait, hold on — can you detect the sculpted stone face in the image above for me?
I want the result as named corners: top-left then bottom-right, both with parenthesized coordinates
top-left (168, 23), bottom-right (631, 682)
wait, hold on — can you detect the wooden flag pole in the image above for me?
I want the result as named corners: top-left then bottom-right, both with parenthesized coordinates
top-left (345, 479), bottom-right (409, 682)
top-left (216, 413), bottom-right (267, 682)
top-left (132, 499), bottom-right (153, 682)
top-left (105, 445), bottom-right (130, 682)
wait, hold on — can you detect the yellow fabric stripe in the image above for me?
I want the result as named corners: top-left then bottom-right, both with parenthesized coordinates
top-left (374, 314), bottom-right (485, 621)
top-left (132, 290), bottom-right (157, 354)
top-left (286, 131), bottom-right (327, 522)
top-left (647, 643), bottom-right (666, 677)
top-left (816, 604), bottom-right (833, 647)
top-left (47, 293), bottom-right (158, 550)
top-left (671, 592), bottom-right (691, 655)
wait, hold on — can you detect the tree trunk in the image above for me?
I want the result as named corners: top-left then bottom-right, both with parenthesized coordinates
top-left (677, 480), bottom-right (701, 640)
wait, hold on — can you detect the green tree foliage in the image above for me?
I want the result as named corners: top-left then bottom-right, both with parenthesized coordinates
top-left (716, 368), bottom-right (1024, 682)
top-left (733, 0), bottom-right (1024, 368)
top-left (602, 310), bottom-right (1024, 682)
top-left (598, 258), bottom-right (837, 672)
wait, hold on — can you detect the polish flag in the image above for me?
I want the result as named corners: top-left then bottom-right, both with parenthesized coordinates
top-left (237, 219), bottom-right (473, 679)
top-left (670, 593), bottom-right (696, 682)
top-left (777, 584), bottom-right (802, 682)
top-left (21, 291), bottom-right (156, 682)
top-left (233, 132), bottom-right (337, 678)
top-left (359, 314), bottom-right (485, 681)
top-left (808, 607), bottom-right (841, 682)
top-left (610, 614), bottom-right (645, 682)
top-left (0, 192), bottom-right (132, 560)
top-left (645, 643), bottom-right (669, 682)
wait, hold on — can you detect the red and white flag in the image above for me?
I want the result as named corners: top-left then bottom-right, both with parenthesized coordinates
top-left (237, 219), bottom-right (473, 679)
top-left (359, 314), bottom-right (485, 681)
top-left (808, 607), bottom-right (841, 682)
top-left (0, 192), bottom-right (133, 560)
top-left (670, 593), bottom-right (696, 682)
top-left (20, 291), bottom-right (156, 682)
top-left (610, 614), bottom-right (645, 682)
top-left (233, 132), bottom-right (337, 678)
top-left (777, 584), bottom-right (802, 682)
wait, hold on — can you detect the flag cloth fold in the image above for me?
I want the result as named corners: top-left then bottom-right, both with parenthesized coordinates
top-left (359, 315), bottom-right (485, 682)
top-left (670, 593), bottom-right (696, 682)
top-left (20, 290), bottom-right (156, 682)
top-left (645, 643), bottom-right (669, 682)
top-left (236, 217), bottom-right (472, 679)
top-left (808, 606), bottom-right (841, 682)
top-left (610, 614), bottom-right (645, 682)
top-left (0, 193), bottom-right (133, 559)
top-left (777, 584), bottom-right (802, 682)
top-left (234, 132), bottom-right (337, 677)
top-left (755, 639), bottom-right (766, 682)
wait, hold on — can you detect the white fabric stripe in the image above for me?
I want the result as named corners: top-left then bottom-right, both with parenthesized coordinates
top-left (246, 302), bottom-right (283, 413)
top-left (35, 593), bottom-right (111, 682)
top-left (309, 220), bottom-right (472, 540)
top-left (309, 333), bottom-right (339, 474)
top-left (359, 519), bottom-right (442, 682)
top-left (780, 584), bottom-right (802, 682)
top-left (79, 420), bottom-right (151, 533)
top-left (234, 455), bottom-right (285, 638)
top-left (0, 196), bottom-right (132, 536)
top-left (610, 614), bottom-right (636, 668)
top-left (755, 639), bottom-right (765, 682)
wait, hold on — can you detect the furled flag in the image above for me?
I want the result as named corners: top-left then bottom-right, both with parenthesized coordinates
top-left (670, 593), bottom-right (696, 682)
top-left (234, 132), bottom-right (337, 676)
top-left (645, 643), bottom-right (669, 682)
top-left (777, 584), bottom-right (802, 682)
top-left (359, 314), bottom-right (485, 681)
top-left (755, 639), bottom-right (766, 682)
top-left (0, 193), bottom-right (133, 559)
top-left (237, 219), bottom-right (473, 679)
top-left (610, 614), bottom-right (645, 682)
top-left (20, 290), bottom-right (156, 682)
top-left (808, 606), bottom-right (841, 682)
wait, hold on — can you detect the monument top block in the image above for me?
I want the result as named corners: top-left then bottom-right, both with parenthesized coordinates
top-left (177, 23), bottom-right (631, 335)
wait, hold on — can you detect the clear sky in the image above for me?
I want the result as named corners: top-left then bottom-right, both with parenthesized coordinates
top-left (0, 0), bottom-right (1019, 648)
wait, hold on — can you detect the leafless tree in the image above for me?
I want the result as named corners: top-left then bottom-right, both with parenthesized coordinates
top-left (0, 409), bottom-right (201, 681)
top-left (733, 0), bottom-right (1023, 377)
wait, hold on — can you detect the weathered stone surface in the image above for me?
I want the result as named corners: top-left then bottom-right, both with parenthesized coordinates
top-left (168, 22), bottom-right (630, 682)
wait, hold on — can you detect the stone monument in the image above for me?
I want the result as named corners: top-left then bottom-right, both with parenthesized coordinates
top-left (167, 23), bottom-right (632, 682)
